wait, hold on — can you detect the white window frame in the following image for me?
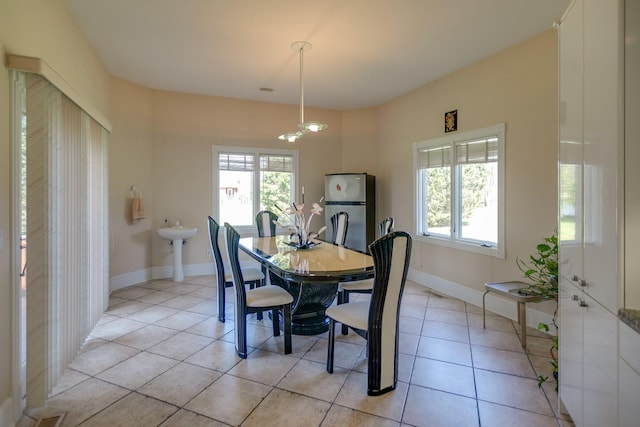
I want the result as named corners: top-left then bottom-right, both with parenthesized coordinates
top-left (413, 123), bottom-right (505, 258)
top-left (212, 145), bottom-right (300, 235)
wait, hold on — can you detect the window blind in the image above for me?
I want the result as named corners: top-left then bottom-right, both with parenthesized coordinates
top-left (418, 145), bottom-right (451, 168)
top-left (455, 137), bottom-right (498, 164)
top-left (260, 154), bottom-right (293, 172)
top-left (219, 153), bottom-right (254, 171)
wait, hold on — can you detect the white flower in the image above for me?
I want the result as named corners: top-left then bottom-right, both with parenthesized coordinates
top-left (274, 196), bottom-right (326, 246)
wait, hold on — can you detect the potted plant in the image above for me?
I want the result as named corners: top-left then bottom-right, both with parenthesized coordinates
top-left (516, 231), bottom-right (558, 390)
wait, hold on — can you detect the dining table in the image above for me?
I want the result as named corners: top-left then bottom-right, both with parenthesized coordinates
top-left (239, 235), bottom-right (374, 335)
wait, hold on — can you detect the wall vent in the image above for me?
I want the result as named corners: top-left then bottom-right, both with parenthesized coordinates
top-left (34, 413), bottom-right (66, 427)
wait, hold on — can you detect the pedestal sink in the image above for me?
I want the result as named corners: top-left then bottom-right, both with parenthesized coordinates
top-left (158, 226), bottom-right (197, 281)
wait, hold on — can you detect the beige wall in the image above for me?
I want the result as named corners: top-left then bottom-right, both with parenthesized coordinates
top-left (377, 29), bottom-right (559, 297)
top-left (0, 0), bottom-right (111, 416)
top-left (109, 78), bottom-right (154, 278)
top-left (340, 108), bottom-right (378, 175)
top-left (0, 0), bottom-right (561, 419)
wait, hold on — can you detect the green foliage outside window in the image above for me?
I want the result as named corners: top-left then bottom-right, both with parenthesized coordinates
top-left (260, 171), bottom-right (292, 213)
top-left (460, 164), bottom-right (493, 223)
top-left (425, 168), bottom-right (450, 228)
top-left (426, 165), bottom-right (492, 229)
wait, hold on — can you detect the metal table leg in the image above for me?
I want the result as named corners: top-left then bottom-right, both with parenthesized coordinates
top-left (482, 290), bottom-right (489, 328)
top-left (518, 301), bottom-right (527, 348)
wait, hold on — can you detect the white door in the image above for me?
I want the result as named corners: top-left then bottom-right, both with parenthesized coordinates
top-left (581, 0), bottom-right (621, 313)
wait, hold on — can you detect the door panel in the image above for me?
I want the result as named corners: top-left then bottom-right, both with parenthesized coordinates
top-left (325, 174), bottom-right (367, 203)
top-left (581, 0), bottom-right (621, 312)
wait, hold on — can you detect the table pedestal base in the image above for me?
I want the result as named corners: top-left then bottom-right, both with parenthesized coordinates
top-left (270, 272), bottom-right (338, 335)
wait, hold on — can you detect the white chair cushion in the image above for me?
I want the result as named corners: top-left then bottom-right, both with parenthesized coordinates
top-left (326, 301), bottom-right (369, 331)
top-left (246, 285), bottom-right (293, 307)
top-left (225, 267), bottom-right (264, 283)
top-left (339, 278), bottom-right (373, 291)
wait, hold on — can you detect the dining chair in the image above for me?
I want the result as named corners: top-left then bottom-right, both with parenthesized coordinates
top-left (336, 217), bottom-right (394, 334)
top-left (329, 211), bottom-right (349, 246)
top-left (378, 217), bottom-right (395, 237)
top-left (255, 210), bottom-right (278, 296)
top-left (326, 230), bottom-right (412, 395)
top-left (256, 210), bottom-right (278, 237)
top-left (207, 216), bottom-right (264, 323)
top-left (225, 222), bottom-right (293, 358)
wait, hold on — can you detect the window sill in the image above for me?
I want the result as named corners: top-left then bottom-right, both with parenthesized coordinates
top-left (415, 234), bottom-right (505, 259)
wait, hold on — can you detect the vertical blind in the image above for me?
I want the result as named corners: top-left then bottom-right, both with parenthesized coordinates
top-left (22, 72), bottom-right (109, 406)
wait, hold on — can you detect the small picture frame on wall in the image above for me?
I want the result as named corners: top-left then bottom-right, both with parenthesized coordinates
top-left (444, 110), bottom-right (457, 133)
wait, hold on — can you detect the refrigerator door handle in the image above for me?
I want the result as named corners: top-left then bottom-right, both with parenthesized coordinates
top-left (325, 201), bottom-right (366, 206)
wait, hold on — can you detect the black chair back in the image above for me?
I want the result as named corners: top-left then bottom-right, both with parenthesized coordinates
top-left (207, 216), bottom-right (227, 322)
top-left (224, 223), bottom-right (251, 356)
top-left (225, 223), bottom-right (248, 308)
top-left (256, 210), bottom-right (278, 237)
top-left (366, 230), bottom-right (412, 395)
top-left (330, 211), bottom-right (349, 245)
top-left (378, 217), bottom-right (394, 237)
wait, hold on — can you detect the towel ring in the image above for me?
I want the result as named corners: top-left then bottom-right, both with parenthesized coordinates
top-left (129, 186), bottom-right (142, 198)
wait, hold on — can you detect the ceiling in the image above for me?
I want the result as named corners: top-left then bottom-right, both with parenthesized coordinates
top-left (64, 0), bottom-right (569, 110)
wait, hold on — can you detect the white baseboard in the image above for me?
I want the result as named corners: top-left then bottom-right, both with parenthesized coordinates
top-left (150, 265), bottom-right (172, 280)
top-left (110, 268), bottom-right (152, 291)
top-left (149, 262), bottom-right (259, 280)
top-left (0, 396), bottom-right (16, 427)
top-left (110, 261), bottom-right (261, 292)
top-left (408, 268), bottom-right (556, 334)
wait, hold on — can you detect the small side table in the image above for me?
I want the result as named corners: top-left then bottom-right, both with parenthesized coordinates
top-left (482, 281), bottom-right (544, 348)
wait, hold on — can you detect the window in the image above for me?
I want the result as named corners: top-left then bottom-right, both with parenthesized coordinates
top-left (213, 146), bottom-right (299, 231)
top-left (414, 124), bottom-right (505, 258)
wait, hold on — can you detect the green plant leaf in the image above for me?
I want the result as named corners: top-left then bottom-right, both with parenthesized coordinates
top-left (538, 322), bottom-right (549, 332)
top-left (537, 375), bottom-right (548, 388)
top-left (518, 231), bottom-right (559, 392)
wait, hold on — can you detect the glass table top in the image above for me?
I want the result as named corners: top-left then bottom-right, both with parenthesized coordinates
top-left (239, 236), bottom-right (373, 281)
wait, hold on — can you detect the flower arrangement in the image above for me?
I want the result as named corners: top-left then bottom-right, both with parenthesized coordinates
top-left (275, 196), bottom-right (326, 249)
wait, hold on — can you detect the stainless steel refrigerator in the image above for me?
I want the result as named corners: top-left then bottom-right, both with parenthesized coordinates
top-left (324, 173), bottom-right (375, 253)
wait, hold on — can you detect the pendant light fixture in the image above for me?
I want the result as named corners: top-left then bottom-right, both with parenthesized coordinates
top-left (278, 41), bottom-right (328, 142)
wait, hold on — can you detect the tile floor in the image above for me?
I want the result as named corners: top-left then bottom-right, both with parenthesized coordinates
top-left (19, 276), bottom-right (574, 427)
